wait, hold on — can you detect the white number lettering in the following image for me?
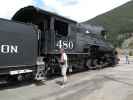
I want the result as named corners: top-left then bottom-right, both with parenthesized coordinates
top-left (63, 41), bottom-right (68, 49)
top-left (69, 41), bottom-right (74, 49)
top-left (56, 40), bottom-right (62, 48)
top-left (56, 40), bottom-right (74, 49)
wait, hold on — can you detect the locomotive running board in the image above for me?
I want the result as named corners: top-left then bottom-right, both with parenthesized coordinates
top-left (9, 69), bottom-right (33, 75)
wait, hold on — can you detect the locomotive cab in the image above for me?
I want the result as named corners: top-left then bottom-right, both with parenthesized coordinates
top-left (12, 6), bottom-right (78, 75)
top-left (12, 6), bottom-right (77, 55)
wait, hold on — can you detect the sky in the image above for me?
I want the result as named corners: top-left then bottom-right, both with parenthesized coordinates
top-left (0, 0), bottom-right (131, 22)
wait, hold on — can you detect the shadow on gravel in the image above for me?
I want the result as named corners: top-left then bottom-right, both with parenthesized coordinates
top-left (0, 80), bottom-right (34, 90)
top-left (103, 75), bottom-right (133, 86)
top-left (0, 74), bottom-right (61, 90)
top-left (0, 68), bottom-right (108, 90)
top-left (55, 80), bottom-right (63, 86)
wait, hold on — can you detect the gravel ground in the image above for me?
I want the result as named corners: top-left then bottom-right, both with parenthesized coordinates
top-left (0, 57), bottom-right (133, 100)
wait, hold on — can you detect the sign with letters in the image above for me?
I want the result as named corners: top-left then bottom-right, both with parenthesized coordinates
top-left (0, 45), bottom-right (18, 54)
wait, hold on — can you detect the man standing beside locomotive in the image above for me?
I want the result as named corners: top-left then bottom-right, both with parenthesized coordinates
top-left (59, 48), bottom-right (68, 86)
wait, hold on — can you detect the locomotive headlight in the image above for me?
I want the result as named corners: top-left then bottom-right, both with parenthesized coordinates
top-left (85, 30), bottom-right (90, 34)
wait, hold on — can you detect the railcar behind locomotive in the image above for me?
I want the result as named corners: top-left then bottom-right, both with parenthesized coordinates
top-left (0, 18), bottom-right (38, 82)
top-left (0, 6), bottom-right (118, 82)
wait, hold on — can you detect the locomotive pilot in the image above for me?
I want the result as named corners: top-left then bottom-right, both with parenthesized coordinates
top-left (59, 48), bottom-right (68, 85)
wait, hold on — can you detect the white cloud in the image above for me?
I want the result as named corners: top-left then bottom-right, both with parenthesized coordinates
top-left (41, 0), bottom-right (131, 22)
top-left (0, 0), bottom-right (35, 20)
top-left (0, 0), bottom-right (131, 22)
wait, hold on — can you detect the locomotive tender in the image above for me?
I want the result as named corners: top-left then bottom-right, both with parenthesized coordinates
top-left (0, 18), bottom-right (38, 81)
top-left (0, 6), bottom-right (118, 82)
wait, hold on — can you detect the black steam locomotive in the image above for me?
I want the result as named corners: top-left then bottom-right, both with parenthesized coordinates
top-left (0, 6), bottom-right (118, 82)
